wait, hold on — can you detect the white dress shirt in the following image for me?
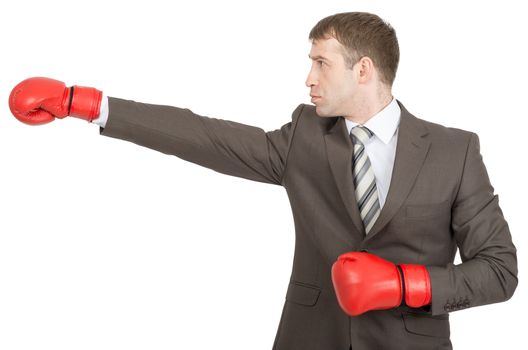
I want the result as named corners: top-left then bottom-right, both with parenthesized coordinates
top-left (92, 95), bottom-right (109, 128)
top-left (92, 96), bottom-right (401, 210)
top-left (344, 98), bottom-right (401, 210)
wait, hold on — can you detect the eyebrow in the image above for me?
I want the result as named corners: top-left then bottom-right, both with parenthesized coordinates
top-left (308, 54), bottom-right (331, 62)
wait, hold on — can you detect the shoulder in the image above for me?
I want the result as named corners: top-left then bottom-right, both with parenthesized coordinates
top-left (406, 109), bottom-right (477, 149)
top-left (291, 103), bottom-right (345, 133)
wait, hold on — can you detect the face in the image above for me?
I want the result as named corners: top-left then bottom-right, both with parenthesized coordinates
top-left (306, 37), bottom-right (359, 117)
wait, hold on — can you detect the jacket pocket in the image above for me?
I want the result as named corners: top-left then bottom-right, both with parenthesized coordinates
top-left (402, 312), bottom-right (450, 338)
top-left (405, 200), bottom-right (451, 219)
top-left (285, 281), bottom-right (321, 307)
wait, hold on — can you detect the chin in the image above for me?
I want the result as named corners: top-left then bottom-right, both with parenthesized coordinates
top-left (314, 105), bottom-right (334, 118)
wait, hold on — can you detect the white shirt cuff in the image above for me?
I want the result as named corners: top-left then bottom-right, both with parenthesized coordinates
top-left (91, 95), bottom-right (109, 128)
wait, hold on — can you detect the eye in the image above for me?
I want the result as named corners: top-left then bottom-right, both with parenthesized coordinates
top-left (318, 60), bottom-right (324, 66)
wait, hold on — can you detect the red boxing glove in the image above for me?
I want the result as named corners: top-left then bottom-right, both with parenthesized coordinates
top-left (331, 252), bottom-right (432, 316)
top-left (9, 77), bottom-right (102, 125)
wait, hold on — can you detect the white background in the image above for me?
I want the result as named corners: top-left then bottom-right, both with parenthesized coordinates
top-left (0, 0), bottom-right (526, 349)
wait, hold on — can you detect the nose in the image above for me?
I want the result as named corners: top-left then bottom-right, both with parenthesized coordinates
top-left (305, 67), bottom-right (318, 88)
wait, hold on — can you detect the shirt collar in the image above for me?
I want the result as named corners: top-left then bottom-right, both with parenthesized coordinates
top-left (344, 97), bottom-right (401, 145)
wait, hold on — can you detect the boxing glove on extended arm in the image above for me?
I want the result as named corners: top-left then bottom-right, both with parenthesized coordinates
top-left (9, 77), bottom-right (102, 125)
top-left (331, 252), bottom-right (432, 316)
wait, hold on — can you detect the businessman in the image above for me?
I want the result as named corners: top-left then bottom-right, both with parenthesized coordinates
top-left (8, 11), bottom-right (517, 350)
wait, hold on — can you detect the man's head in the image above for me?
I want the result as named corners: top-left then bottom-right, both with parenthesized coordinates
top-left (306, 12), bottom-right (399, 121)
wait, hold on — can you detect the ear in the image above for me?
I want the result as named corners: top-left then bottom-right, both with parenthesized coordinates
top-left (356, 56), bottom-right (376, 82)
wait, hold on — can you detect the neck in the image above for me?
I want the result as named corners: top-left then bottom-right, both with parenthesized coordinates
top-left (344, 91), bottom-right (393, 125)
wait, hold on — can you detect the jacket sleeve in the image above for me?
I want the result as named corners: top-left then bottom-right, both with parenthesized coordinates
top-left (99, 97), bottom-right (304, 186)
top-left (426, 132), bottom-right (518, 316)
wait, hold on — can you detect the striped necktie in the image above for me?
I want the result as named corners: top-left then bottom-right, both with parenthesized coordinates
top-left (350, 126), bottom-right (381, 234)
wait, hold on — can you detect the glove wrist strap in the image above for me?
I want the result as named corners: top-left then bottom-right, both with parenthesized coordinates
top-left (70, 85), bottom-right (102, 122)
top-left (399, 264), bottom-right (432, 308)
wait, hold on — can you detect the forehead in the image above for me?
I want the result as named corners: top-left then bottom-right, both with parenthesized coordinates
top-left (309, 37), bottom-right (344, 60)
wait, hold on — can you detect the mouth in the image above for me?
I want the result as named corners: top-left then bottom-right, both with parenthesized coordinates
top-left (311, 95), bottom-right (321, 103)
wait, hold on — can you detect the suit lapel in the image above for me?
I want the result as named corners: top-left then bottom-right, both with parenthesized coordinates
top-left (364, 100), bottom-right (431, 241)
top-left (324, 100), bottom-right (431, 242)
top-left (324, 116), bottom-right (365, 237)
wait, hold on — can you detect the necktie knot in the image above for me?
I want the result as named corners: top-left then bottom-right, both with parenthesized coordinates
top-left (350, 126), bottom-right (374, 145)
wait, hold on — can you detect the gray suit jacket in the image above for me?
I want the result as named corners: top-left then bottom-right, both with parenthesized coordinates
top-left (100, 97), bottom-right (518, 350)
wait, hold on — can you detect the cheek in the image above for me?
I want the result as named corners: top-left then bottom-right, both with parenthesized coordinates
top-left (332, 80), bottom-right (351, 98)
top-left (340, 74), bottom-right (354, 89)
